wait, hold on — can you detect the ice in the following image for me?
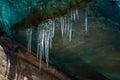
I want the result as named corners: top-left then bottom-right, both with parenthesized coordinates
top-left (37, 24), bottom-right (45, 69)
top-left (26, 28), bottom-right (32, 54)
top-left (59, 9), bottom-right (75, 41)
top-left (73, 9), bottom-right (76, 21)
top-left (44, 23), bottom-right (50, 69)
top-left (76, 9), bottom-right (79, 20)
top-left (37, 26), bottom-right (40, 59)
top-left (45, 30), bottom-right (50, 68)
top-left (67, 18), bottom-right (70, 37)
top-left (27, 7), bottom-right (81, 68)
top-left (48, 20), bottom-right (54, 48)
top-left (52, 20), bottom-right (55, 38)
top-left (64, 16), bottom-right (67, 34)
top-left (37, 20), bottom-right (56, 69)
top-left (69, 21), bottom-right (73, 42)
top-left (60, 17), bottom-right (64, 37)
top-left (70, 10), bottom-right (73, 21)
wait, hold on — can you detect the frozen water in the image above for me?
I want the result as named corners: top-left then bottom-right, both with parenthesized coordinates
top-left (26, 7), bottom-right (81, 68)
top-left (26, 28), bottom-right (32, 54)
top-left (76, 9), bottom-right (80, 20)
top-left (44, 29), bottom-right (50, 68)
top-left (85, 8), bottom-right (88, 33)
top-left (35, 20), bottom-right (56, 69)
top-left (60, 17), bottom-right (64, 37)
top-left (69, 22), bottom-right (73, 42)
top-left (60, 9), bottom-right (80, 41)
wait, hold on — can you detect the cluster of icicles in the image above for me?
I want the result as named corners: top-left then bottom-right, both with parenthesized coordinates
top-left (26, 8), bottom-right (88, 69)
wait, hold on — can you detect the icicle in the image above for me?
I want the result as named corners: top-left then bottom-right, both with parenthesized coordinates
top-left (37, 21), bottom-right (54, 69)
top-left (49, 20), bottom-right (55, 48)
top-left (85, 8), bottom-right (88, 33)
top-left (37, 25), bottom-right (43, 69)
top-left (76, 8), bottom-right (79, 20)
top-left (52, 20), bottom-right (55, 38)
top-left (64, 16), bottom-right (67, 34)
top-left (73, 9), bottom-right (76, 21)
top-left (69, 21), bottom-right (72, 42)
top-left (67, 18), bottom-right (70, 37)
top-left (26, 28), bottom-right (32, 54)
top-left (70, 10), bottom-right (73, 21)
top-left (40, 29), bottom-right (45, 69)
top-left (60, 17), bottom-right (64, 37)
top-left (49, 34), bottom-right (53, 49)
top-left (37, 26), bottom-right (40, 59)
top-left (38, 29), bottom-right (42, 69)
top-left (44, 28), bottom-right (50, 69)
top-left (41, 27), bottom-right (45, 59)
top-left (37, 24), bottom-right (45, 69)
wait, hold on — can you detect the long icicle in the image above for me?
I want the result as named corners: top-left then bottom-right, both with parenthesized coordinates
top-left (37, 26), bottom-right (40, 59)
top-left (70, 9), bottom-right (73, 21)
top-left (76, 8), bottom-right (79, 20)
top-left (52, 20), bottom-right (55, 38)
top-left (85, 6), bottom-right (88, 33)
top-left (41, 27), bottom-right (45, 59)
top-left (26, 28), bottom-right (32, 54)
top-left (73, 9), bottom-right (76, 21)
top-left (64, 16), bottom-right (67, 34)
top-left (39, 29), bottom-right (45, 69)
top-left (44, 27), bottom-right (50, 69)
top-left (69, 21), bottom-right (72, 42)
top-left (49, 20), bottom-right (55, 48)
top-left (67, 18), bottom-right (70, 37)
top-left (60, 17), bottom-right (64, 37)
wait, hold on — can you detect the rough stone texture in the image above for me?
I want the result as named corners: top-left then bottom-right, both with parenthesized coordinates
top-left (0, 35), bottom-right (70, 80)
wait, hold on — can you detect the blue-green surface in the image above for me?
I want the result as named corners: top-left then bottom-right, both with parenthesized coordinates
top-left (96, 0), bottom-right (120, 23)
top-left (0, 0), bottom-right (120, 80)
